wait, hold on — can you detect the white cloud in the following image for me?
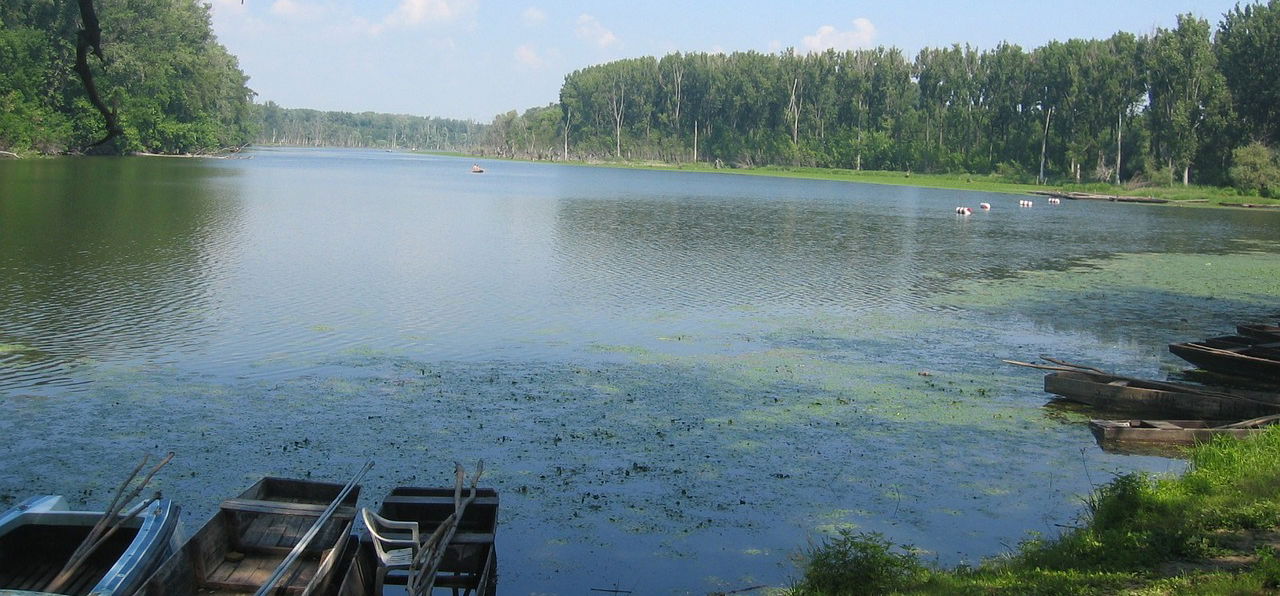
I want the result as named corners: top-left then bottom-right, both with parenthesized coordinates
top-left (514, 44), bottom-right (544, 69)
top-left (270, 0), bottom-right (322, 19)
top-left (575, 14), bottom-right (617, 48)
top-left (386, 0), bottom-right (475, 27)
top-left (521, 6), bottom-right (546, 26)
top-left (801, 18), bottom-right (877, 52)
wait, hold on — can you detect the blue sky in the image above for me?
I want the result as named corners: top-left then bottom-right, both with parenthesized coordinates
top-left (206, 0), bottom-right (1244, 122)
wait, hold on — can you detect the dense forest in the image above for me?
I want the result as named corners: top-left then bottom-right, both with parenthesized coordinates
top-left (484, 3), bottom-right (1280, 192)
top-left (253, 102), bottom-right (482, 151)
top-left (0, 0), bottom-right (254, 154)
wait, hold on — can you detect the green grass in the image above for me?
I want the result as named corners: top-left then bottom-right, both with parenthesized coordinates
top-left (461, 153), bottom-right (1280, 208)
top-left (787, 427), bottom-right (1280, 595)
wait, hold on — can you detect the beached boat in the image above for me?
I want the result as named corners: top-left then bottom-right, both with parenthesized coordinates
top-left (338, 486), bottom-right (498, 596)
top-left (0, 495), bottom-right (180, 595)
top-left (1044, 370), bottom-right (1280, 418)
top-left (1237, 324), bottom-right (1280, 343)
top-left (1169, 341), bottom-right (1280, 381)
top-left (1088, 415), bottom-right (1280, 446)
top-left (138, 477), bottom-right (360, 596)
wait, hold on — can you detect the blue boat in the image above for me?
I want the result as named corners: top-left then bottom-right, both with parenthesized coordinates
top-left (0, 495), bottom-right (181, 595)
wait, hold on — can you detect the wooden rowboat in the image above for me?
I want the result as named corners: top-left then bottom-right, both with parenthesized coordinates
top-left (0, 496), bottom-right (180, 595)
top-left (337, 486), bottom-right (498, 596)
top-left (1044, 370), bottom-right (1280, 418)
top-left (1238, 324), bottom-right (1280, 343)
top-left (1089, 414), bottom-right (1280, 446)
top-left (1169, 341), bottom-right (1280, 381)
top-left (138, 477), bottom-right (360, 596)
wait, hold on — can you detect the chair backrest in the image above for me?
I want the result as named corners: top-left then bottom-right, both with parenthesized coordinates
top-left (361, 507), bottom-right (420, 562)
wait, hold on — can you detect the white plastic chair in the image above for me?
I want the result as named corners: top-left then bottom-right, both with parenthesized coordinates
top-left (361, 508), bottom-right (420, 594)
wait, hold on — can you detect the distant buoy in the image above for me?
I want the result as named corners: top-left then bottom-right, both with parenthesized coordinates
top-left (955, 206), bottom-right (972, 215)
top-left (979, 202), bottom-right (991, 210)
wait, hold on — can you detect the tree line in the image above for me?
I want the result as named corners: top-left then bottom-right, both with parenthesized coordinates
top-left (483, 3), bottom-right (1280, 192)
top-left (253, 101), bottom-right (482, 151)
top-left (0, 0), bottom-right (254, 154)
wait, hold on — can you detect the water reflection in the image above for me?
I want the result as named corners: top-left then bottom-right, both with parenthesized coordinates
top-left (0, 157), bottom-right (243, 389)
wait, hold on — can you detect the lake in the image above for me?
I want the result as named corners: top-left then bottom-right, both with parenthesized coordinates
top-left (1, 148), bottom-right (1278, 593)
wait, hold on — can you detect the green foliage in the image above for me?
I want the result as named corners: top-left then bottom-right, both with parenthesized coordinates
top-left (0, 0), bottom-right (253, 154)
top-left (1229, 142), bottom-right (1280, 197)
top-left (545, 6), bottom-right (1280, 189)
top-left (254, 101), bottom-right (481, 150)
top-left (790, 530), bottom-right (926, 595)
top-left (1217, 1), bottom-right (1280, 146)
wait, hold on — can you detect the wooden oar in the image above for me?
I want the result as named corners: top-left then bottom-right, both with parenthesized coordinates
top-left (1179, 342), bottom-right (1280, 363)
top-left (1214, 414), bottom-right (1280, 429)
top-left (254, 459), bottom-right (374, 596)
top-left (46, 452), bottom-right (173, 594)
top-left (408, 461), bottom-right (485, 596)
top-left (1040, 356), bottom-right (1108, 375)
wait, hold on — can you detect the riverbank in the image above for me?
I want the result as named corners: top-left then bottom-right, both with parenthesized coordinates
top-left (788, 427), bottom-right (1280, 594)
top-left (453, 153), bottom-right (1280, 208)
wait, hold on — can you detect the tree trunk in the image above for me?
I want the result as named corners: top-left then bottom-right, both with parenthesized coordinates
top-left (693, 118), bottom-right (698, 163)
top-left (787, 77), bottom-right (801, 145)
top-left (1038, 106), bottom-right (1053, 185)
top-left (1115, 111), bottom-right (1123, 185)
top-left (1183, 164), bottom-right (1190, 186)
top-left (74, 0), bottom-right (123, 152)
top-left (562, 106), bottom-right (571, 161)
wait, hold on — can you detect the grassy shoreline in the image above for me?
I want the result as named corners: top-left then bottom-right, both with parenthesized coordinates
top-left (788, 428), bottom-right (1280, 595)
top-left (448, 152), bottom-right (1280, 208)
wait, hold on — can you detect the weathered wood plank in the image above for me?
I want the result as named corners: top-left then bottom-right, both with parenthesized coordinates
top-left (220, 498), bottom-right (356, 519)
top-left (381, 495), bottom-right (500, 507)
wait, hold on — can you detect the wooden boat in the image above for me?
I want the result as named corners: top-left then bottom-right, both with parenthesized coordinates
top-left (0, 495), bottom-right (180, 595)
top-left (1044, 370), bottom-right (1280, 418)
top-left (1169, 341), bottom-right (1280, 381)
top-left (1238, 324), bottom-right (1280, 343)
top-left (337, 486), bottom-right (498, 596)
top-left (1089, 414), bottom-right (1280, 446)
top-left (1202, 334), bottom-right (1280, 352)
top-left (138, 477), bottom-right (360, 596)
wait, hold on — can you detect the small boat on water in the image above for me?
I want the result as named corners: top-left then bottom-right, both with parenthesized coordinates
top-left (0, 495), bottom-right (180, 595)
top-left (1089, 414), bottom-right (1280, 447)
top-left (138, 476), bottom-right (361, 596)
top-left (337, 469), bottom-right (497, 596)
top-left (1237, 324), bottom-right (1280, 343)
top-left (470, 164), bottom-right (484, 173)
top-left (1044, 370), bottom-right (1280, 418)
top-left (1169, 340), bottom-right (1280, 382)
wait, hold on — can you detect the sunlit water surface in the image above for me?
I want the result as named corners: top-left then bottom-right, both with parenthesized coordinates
top-left (2, 148), bottom-right (1278, 593)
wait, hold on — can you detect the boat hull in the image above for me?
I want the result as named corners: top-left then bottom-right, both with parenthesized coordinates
top-left (138, 477), bottom-right (359, 596)
top-left (1169, 341), bottom-right (1280, 381)
top-left (0, 496), bottom-right (180, 596)
top-left (338, 486), bottom-right (498, 596)
top-left (1089, 419), bottom-right (1264, 445)
top-left (1043, 370), bottom-right (1280, 418)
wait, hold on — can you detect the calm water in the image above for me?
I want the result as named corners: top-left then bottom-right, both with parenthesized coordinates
top-left (1, 148), bottom-right (1278, 593)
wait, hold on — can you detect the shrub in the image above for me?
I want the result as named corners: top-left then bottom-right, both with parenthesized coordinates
top-left (1229, 142), bottom-right (1280, 197)
top-left (791, 530), bottom-right (926, 595)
